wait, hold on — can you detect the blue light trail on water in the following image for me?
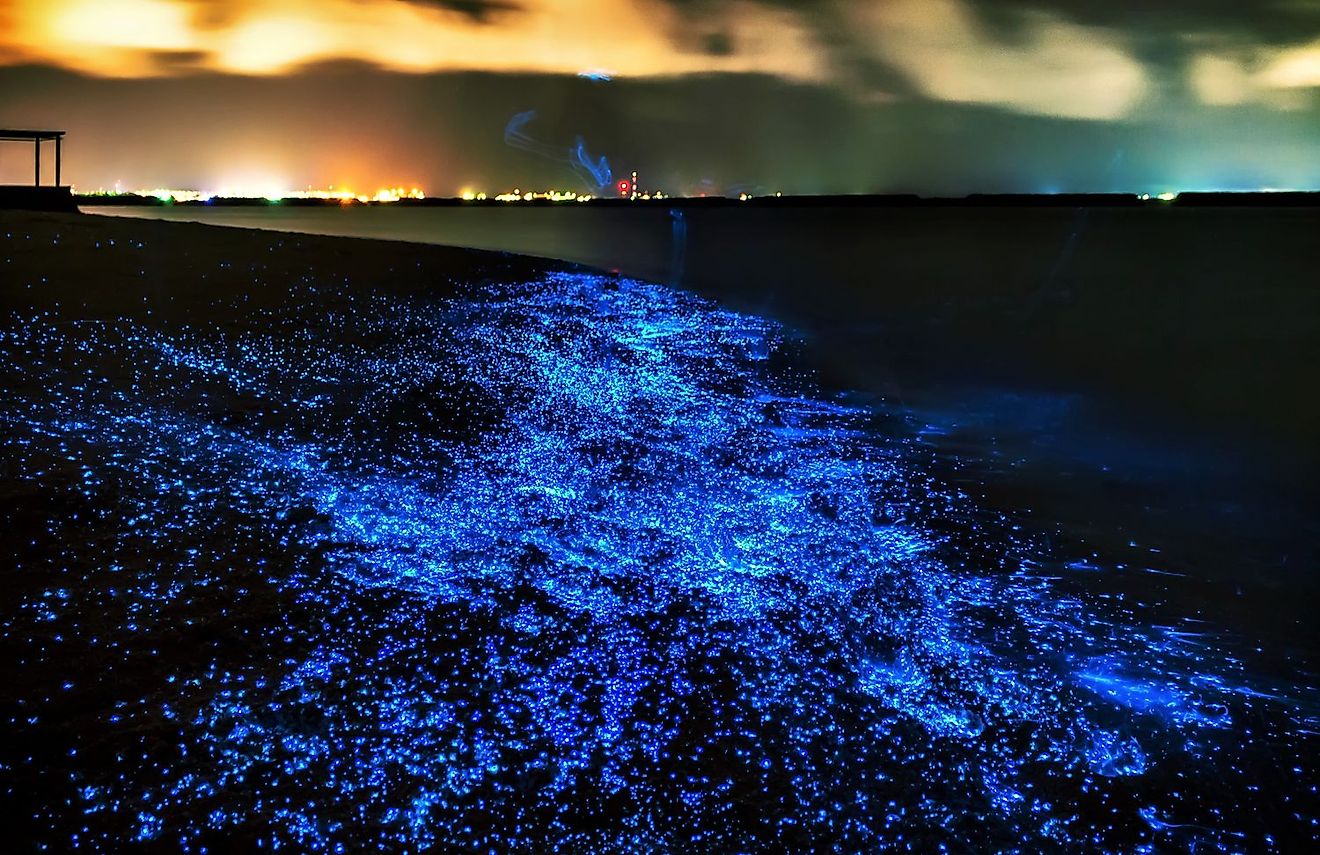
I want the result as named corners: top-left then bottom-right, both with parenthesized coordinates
top-left (669, 208), bottom-right (686, 287)
top-left (0, 249), bottom-right (1316, 850)
top-left (504, 110), bottom-right (613, 192)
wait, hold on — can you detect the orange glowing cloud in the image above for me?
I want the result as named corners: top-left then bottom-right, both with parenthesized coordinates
top-left (1, 0), bottom-right (829, 81)
top-left (4, 0), bottom-right (201, 75)
top-left (6, 0), bottom-right (1316, 123)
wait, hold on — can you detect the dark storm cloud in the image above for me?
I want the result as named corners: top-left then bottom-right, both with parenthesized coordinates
top-left (963, 0), bottom-right (1320, 89)
top-left (392, 0), bottom-right (523, 23)
top-left (658, 0), bottom-right (901, 100)
top-left (147, 50), bottom-right (211, 72)
top-left (661, 0), bottom-right (1320, 42)
top-left (701, 32), bottom-right (734, 57)
top-left (970, 0), bottom-right (1320, 44)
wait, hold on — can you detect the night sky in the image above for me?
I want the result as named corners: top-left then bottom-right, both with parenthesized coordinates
top-left (1, 0), bottom-right (1318, 194)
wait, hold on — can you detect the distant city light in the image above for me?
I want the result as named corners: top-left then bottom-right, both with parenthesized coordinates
top-left (77, 184), bottom-right (1311, 206)
top-left (463, 179), bottom-right (668, 203)
top-left (491, 189), bottom-right (593, 202)
top-left (78, 185), bottom-right (427, 203)
top-left (371, 187), bottom-right (426, 203)
top-left (148, 188), bottom-right (208, 203)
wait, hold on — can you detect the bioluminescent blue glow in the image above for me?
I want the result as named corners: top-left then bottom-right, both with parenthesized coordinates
top-left (504, 110), bottom-right (613, 192)
top-left (0, 247), bottom-right (1316, 850)
top-left (669, 208), bottom-right (687, 287)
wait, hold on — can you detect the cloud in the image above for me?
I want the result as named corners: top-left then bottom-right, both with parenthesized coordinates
top-left (656, 0), bottom-right (1156, 120)
top-left (1189, 38), bottom-right (1320, 109)
top-left (971, 0), bottom-right (1320, 47)
top-left (656, 0), bottom-right (1320, 117)
top-left (394, 0), bottom-right (522, 23)
top-left (3, 0), bottom-right (1319, 122)
top-left (844, 0), bottom-right (1148, 120)
top-left (1189, 54), bottom-right (1254, 106)
top-left (1258, 38), bottom-right (1320, 89)
top-left (1, 0), bottom-right (829, 80)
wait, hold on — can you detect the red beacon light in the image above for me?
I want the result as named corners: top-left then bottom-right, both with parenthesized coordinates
top-left (617, 180), bottom-right (631, 197)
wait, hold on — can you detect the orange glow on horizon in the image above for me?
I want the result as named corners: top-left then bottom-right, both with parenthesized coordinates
top-left (89, 184), bottom-right (429, 203)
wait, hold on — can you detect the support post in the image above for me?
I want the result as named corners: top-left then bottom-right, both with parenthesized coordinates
top-left (34, 138), bottom-right (40, 187)
top-left (55, 137), bottom-right (62, 187)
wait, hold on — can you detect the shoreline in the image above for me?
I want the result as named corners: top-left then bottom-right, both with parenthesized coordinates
top-left (4, 209), bottom-right (572, 306)
top-left (84, 202), bottom-right (1320, 475)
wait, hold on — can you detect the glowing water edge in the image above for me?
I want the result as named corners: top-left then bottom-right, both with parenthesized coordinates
top-left (1, 270), bottom-right (1314, 851)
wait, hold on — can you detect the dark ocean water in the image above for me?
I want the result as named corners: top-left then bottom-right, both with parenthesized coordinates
top-left (2, 205), bottom-right (1300, 849)
top-left (90, 204), bottom-right (1320, 628)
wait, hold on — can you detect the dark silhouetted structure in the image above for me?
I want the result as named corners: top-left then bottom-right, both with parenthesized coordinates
top-left (1, 129), bottom-right (76, 211)
top-left (1, 129), bottom-right (65, 186)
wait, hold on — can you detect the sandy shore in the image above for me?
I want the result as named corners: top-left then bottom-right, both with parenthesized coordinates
top-left (2, 210), bottom-right (557, 325)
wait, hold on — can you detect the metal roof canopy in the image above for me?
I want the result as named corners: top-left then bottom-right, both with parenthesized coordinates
top-left (0, 129), bottom-right (66, 186)
top-left (0, 130), bottom-right (65, 140)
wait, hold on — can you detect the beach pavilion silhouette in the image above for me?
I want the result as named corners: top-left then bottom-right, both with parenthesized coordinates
top-left (0, 128), bottom-right (76, 211)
